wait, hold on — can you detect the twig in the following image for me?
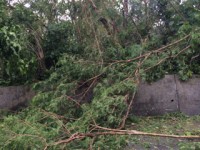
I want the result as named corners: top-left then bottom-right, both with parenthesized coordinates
top-left (111, 34), bottom-right (190, 64)
top-left (78, 73), bottom-right (103, 88)
top-left (144, 57), bottom-right (169, 72)
top-left (172, 45), bottom-right (191, 58)
top-left (53, 129), bottom-right (200, 146)
top-left (168, 1), bottom-right (187, 21)
top-left (88, 0), bottom-right (97, 10)
top-left (89, 137), bottom-right (96, 150)
top-left (39, 109), bottom-right (71, 135)
top-left (118, 92), bottom-right (136, 129)
top-left (144, 45), bottom-right (191, 71)
top-left (66, 95), bottom-right (81, 107)
top-left (190, 54), bottom-right (200, 64)
top-left (118, 51), bottom-right (148, 129)
top-left (80, 77), bottom-right (97, 101)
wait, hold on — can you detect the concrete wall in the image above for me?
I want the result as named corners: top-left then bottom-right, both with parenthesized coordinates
top-left (132, 75), bottom-right (200, 116)
top-left (0, 86), bottom-right (35, 110)
top-left (176, 75), bottom-right (200, 115)
top-left (1, 75), bottom-right (200, 115)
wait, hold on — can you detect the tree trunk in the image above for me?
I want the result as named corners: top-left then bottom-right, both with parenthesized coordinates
top-left (123, 0), bottom-right (128, 26)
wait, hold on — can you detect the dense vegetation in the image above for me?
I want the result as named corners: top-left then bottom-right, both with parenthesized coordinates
top-left (0, 0), bottom-right (199, 149)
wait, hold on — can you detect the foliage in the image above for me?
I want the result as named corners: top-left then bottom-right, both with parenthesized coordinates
top-left (0, 24), bottom-right (37, 85)
top-left (0, 0), bottom-right (200, 149)
top-left (43, 22), bottom-right (80, 68)
top-left (0, 1), bottom-right (37, 85)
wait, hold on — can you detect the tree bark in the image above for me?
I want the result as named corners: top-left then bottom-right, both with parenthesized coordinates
top-left (123, 0), bottom-right (128, 26)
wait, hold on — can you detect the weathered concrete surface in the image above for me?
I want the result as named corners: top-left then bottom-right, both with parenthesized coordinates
top-left (132, 75), bottom-right (179, 116)
top-left (1, 75), bottom-right (200, 115)
top-left (0, 86), bottom-right (35, 110)
top-left (132, 75), bottom-right (200, 116)
top-left (176, 76), bottom-right (200, 115)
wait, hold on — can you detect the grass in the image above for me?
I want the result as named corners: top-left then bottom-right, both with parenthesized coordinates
top-left (125, 113), bottom-right (200, 150)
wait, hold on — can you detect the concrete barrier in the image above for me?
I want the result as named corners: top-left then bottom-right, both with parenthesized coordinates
top-left (132, 75), bottom-right (200, 116)
top-left (0, 85), bottom-right (35, 110)
top-left (176, 75), bottom-right (200, 115)
top-left (1, 75), bottom-right (200, 116)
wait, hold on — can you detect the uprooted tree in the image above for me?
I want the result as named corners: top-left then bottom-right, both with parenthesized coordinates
top-left (0, 0), bottom-right (200, 149)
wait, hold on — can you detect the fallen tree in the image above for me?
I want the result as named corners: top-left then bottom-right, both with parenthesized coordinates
top-left (0, 0), bottom-right (200, 149)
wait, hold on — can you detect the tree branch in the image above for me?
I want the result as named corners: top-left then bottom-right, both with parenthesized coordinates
top-left (53, 128), bottom-right (200, 146)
